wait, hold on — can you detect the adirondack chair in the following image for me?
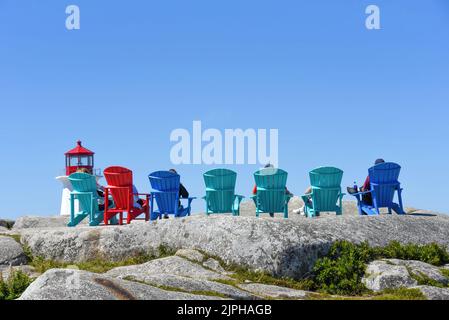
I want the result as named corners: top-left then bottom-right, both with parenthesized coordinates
top-left (103, 166), bottom-right (150, 225)
top-left (301, 167), bottom-right (345, 218)
top-left (202, 169), bottom-right (244, 216)
top-left (148, 171), bottom-right (195, 220)
top-left (251, 168), bottom-right (292, 218)
top-left (67, 172), bottom-right (105, 227)
top-left (351, 162), bottom-right (405, 215)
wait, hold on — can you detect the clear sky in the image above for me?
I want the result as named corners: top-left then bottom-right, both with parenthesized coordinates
top-left (1, 0), bottom-right (448, 219)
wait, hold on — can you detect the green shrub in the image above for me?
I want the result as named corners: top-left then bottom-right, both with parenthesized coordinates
top-left (0, 270), bottom-right (33, 300)
top-left (374, 241), bottom-right (449, 266)
top-left (312, 241), bottom-right (374, 295)
top-left (312, 240), bottom-right (449, 296)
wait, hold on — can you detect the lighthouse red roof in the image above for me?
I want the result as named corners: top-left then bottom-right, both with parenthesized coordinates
top-left (65, 140), bottom-right (95, 155)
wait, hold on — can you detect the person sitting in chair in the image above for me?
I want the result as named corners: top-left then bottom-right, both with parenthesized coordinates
top-left (252, 164), bottom-right (293, 218)
top-left (346, 158), bottom-right (385, 206)
top-left (166, 169), bottom-right (190, 219)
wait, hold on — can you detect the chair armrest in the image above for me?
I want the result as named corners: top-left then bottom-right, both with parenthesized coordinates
top-left (134, 193), bottom-right (151, 197)
top-left (151, 191), bottom-right (178, 195)
top-left (71, 191), bottom-right (95, 196)
top-left (351, 190), bottom-right (371, 197)
top-left (105, 186), bottom-right (130, 191)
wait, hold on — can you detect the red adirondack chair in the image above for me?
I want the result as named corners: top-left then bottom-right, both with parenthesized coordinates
top-left (103, 166), bottom-right (150, 225)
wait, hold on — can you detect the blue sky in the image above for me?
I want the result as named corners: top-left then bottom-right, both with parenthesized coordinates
top-left (1, 0), bottom-right (448, 218)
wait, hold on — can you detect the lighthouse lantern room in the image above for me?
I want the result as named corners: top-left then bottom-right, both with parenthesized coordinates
top-left (65, 140), bottom-right (94, 175)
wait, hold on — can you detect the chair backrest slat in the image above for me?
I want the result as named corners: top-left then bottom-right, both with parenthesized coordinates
top-left (203, 169), bottom-right (237, 213)
top-left (309, 167), bottom-right (343, 212)
top-left (104, 166), bottom-right (133, 210)
top-left (69, 172), bottom-right (98, 213)
top-left (149, 171), bottom-right (180, 214)
top-left (368, 162), bottom-right (401, 207)
top-left (254, 168), bottom-right (288, 213)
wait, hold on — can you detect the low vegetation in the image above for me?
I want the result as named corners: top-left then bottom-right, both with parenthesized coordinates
top-left (3, 234), bottom-right (448, 300)
top-left (29, 245), bottom-right (176, 274)
top-left (0, 270), bottom-right (33, 300)
top-left (311, 240), bottom-right (449, 295)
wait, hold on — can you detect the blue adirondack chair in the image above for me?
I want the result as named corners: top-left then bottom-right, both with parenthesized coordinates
top-left (351, 162), bottom-right (405, 215)
top-left (67, 172), bottom-right (105, 227)
top-left (251, 168), bottom-right (292, 218)
top-left (148, 171), bottom-right (195, 220)
top-left (202, 168), bottom-right (244, 216)
top-left (301, 167), bottom-right (345, 218)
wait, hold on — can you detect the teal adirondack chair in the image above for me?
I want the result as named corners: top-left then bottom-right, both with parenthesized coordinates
top-left (251, 168), bottom-right (292, 218)
top-left (301, 167), bottom-right (345, 218)
top-left (67, 172), bottom-right (105, 227)
top-left (202, 169), bottom-right (244, 216)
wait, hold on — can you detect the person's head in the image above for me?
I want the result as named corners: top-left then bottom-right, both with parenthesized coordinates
top-left (169, 169), bottom-right (177, 174)
top-left (374, 159), bottom-right (385, 165)
top-left (76, 168), bottom-right (90, 174)
top-left (264, 163), bottom-right (274, 168)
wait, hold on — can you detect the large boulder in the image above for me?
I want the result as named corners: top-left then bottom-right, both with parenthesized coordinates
top-left (363, 259), bottom-right (449, 292)
top-left (106, 256), bottom-right (231, 281)
top-left (12, 215), bottom-right (82, 230)
top-left (19, 269), bottom-right (223, 300)
top-left (386, 259), bottom-right (449, 286)
top-left (362, 260), bottom-right (418, 291)
top-left (20, 214), bottom-right (449, 279)
top-left (412, 285), bottom-right (449, 300)
top-left (109, 272), bottom-right (254, 300)
top-left (237, 283), bottom-right (311, 299)
top-left (0, 236), bottom-right (28, 266)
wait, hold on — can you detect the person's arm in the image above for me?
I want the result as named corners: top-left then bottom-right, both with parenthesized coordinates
top-left (179, 183), bottom-right (189, 198)
top-left (362, 176), bottom-right (370, 191)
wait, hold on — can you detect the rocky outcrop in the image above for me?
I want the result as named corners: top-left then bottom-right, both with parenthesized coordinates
top-left (237, 283), bottom-right (311, 299)
top-left (19, 269), bottom-right (223, 300)
top-left (362, 259), bottom-right (449, 299)
top-left (175, 249), bottom-right (205, 263)
top-left (412, 285), bottom-right (449, 300)
top-left (386, 259), bottom-right (449, 286)
top-left (20, 214), bottom-right (449, 279)
top-left (362, 260), bottom-right (418, 291)
top-left (12, 215), bottom-right (82, 230)
top-left (0, 236), bottom-right (28, 266)
top-left (106, 256), bottom-right (231, 281)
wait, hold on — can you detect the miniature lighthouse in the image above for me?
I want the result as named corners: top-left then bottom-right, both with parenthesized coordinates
top-left (56, 141), bottom-right (101, 216)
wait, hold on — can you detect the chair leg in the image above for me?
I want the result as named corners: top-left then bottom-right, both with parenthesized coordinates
top-left (397, 188), bottom-right (405, 214)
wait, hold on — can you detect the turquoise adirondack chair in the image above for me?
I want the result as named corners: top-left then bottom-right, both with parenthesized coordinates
top-left (251, 168), bottom-right (292, 218)
top-left (351, 162), bottom-right (405, 215)
top-left (67, 172), bottom-right (105, 227)
top-left (148, 171), bottom-right (195, 220)
top-left (301, 167), bottom-right (345, 218)
top-left (202, 169), bottom-right (244, 216)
